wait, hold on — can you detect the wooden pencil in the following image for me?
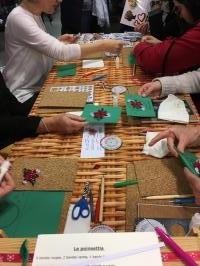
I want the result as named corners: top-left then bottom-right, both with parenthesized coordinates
top-left (99, 176), bottom-right (105, 223)
top-left (81, 67), bottom-right (108, 78)
top-left (133, 64), bottom-right (136, 76)
top-left (143, 194), bottom-right (194, 200)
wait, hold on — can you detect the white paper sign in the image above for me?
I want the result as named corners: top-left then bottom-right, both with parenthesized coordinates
top-left (32, 232), bottom-right (163, 266)
top-left (81, 124), bottom-right (105, 158)
top-left (120, 0), bottom-right (151, 28)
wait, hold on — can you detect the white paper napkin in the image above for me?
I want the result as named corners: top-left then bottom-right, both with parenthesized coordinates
top-left (158, 94), bottom-right (189, 123)
top-left (143, 131), bottom-right (169, 158)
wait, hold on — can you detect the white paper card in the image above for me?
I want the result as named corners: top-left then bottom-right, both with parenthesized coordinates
top-left (81, 124), bottom-right (105, 158)
top-left (32, 232), bottom-right (162, 266)
top-left (64, 204), bottom-right (91, 234)
top-left (82, 59), bottom-right (104, 68)
top-left (120, 0), bottom-right (151, 28)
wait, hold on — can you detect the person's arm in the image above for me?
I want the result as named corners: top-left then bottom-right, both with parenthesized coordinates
top-left (36, 114), bottom-right (86, 134)
top-left (10, 12), bottom-right (81, 62)
top-left (0, 116), bottom-right (41, 139)
top-left (133, 23), bottom-right (200, 75)
top-left (154, 68), bottom-right (200, 97)
top-left (10, 13), bottom-right (123, 62)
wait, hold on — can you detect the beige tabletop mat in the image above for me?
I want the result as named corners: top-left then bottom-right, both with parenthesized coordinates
top-left (39, 89), bottom-right (87, 108)
top-left (12, 157), bottom-right (78, 191)
top-left (135, 158), bottom-right (192, 197)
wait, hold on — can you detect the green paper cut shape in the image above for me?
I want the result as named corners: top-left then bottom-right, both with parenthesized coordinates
top-left (178, 150), bottom-right (200, 177)
top-left (0, 191), bottom-right (65, 237)
top-left (82, 104), bottom-right (121, 123)
top-left (56, 63), bottom-right (76, 77)
top-left (20, 239), bottom-right (29, 266)
top-left (128, 54), bottom-right (136, 65)
top-left (125, 94), bottom-right (156, 118)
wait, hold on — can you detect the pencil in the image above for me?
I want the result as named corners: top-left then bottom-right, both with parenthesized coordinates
top-left (115, 56), bottom-right (120, 68)
top-left (94, 185), bottom-right (101, 224)
top-left (99, 176), bottom-right (105, 223)
top-left (82, 67), bottom-right (108, 78)
top-left (133, 64), bottom-right (136, 76)
top-left (114, 179), bottom-right (138, 188)
top-left (143, 194), bottom-right (194, 200)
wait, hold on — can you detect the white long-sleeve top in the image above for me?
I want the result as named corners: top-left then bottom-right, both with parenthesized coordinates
top-left (154, 68), bottom-right (200, 97)
top-left (3, 6), bottom-right (81, 103)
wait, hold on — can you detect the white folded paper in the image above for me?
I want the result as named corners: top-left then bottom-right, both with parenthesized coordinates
top-left (82, 59), bottom-right (104, 68)
top-left (158, 94), bottom-right (189, 123)
top-left (143, 132), bottom-right (169, 158)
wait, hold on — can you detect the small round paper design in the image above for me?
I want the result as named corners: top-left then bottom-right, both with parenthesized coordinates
top-left (100, 135), bottom-right (122, 150)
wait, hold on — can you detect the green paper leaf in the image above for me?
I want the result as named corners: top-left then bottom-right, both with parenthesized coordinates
top-left (20, 239), bottom-right (29, 266)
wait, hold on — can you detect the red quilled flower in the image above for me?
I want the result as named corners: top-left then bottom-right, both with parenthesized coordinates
top-left (22, 168), bottom-right (40, 185)
top-left (130, 100), bottom-right (143, 109)
top-left (194, 159), bottom-right (200, 174)
top-left (93, 108), bottom-right (108, 120)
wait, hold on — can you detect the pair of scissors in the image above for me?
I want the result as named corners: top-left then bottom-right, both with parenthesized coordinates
top-left (72, 182), bottom-right (90, 220)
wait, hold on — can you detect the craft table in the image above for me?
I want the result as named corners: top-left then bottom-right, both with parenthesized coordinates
top-left (2, 48), bottom-right (200, 264)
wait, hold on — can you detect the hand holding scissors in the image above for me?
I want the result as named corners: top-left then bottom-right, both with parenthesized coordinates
top-left (72, 182), bottom-right (90, 220)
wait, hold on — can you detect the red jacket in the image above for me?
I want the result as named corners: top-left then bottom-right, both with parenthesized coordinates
top-left (134, 22), bottom-right (200, 75)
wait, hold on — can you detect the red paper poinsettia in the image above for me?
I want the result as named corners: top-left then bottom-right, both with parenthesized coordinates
top-left (93, 108), bottom-right (108, 120)
top-left (22, 168), bottom-right (40, 185)
top-left (130, 100), bottom-right (143, 109)
top-left (194, 159), bottom-right (200, 174)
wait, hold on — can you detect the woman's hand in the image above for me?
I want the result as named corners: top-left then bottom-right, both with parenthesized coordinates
top-left (141, 35), bottom-right (162, 44)
top-left (138, 81), bottom-right (162, 99)
top-left (58, 34), bottom-right (77, 43)
top-left (149, 126), bottom-right (200, 157)
top-left (98, 40), bottom-right (124, 54)
top-left (0, 156), bottom-right (15, 197)
top-left (38, 114), bottom-right (87, 134)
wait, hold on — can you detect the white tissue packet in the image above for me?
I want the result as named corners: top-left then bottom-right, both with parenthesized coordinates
top-left (158, 94), bottom-right (189, 123)
top-left (143, 132), bottom-right (169, 158)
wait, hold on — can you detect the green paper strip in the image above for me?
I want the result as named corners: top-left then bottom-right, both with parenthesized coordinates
top-left (56, 63), bottom-right (76, 77)
top-left (128, 54), bottom-right (137, 65)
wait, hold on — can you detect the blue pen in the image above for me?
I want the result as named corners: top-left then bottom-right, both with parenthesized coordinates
top-left (170, 197), bottom-right (195, 204)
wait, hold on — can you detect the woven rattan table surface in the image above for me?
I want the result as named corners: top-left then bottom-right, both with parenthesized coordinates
top-left (10, 57), bottom-right (200, 231)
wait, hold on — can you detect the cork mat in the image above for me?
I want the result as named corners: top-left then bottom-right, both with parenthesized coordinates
top-left (12, 157), bottom-right (78, 191)
top-left (138, 203), bottom-right (200, 219)
top-left (135, 158), bottom-right (192, 197)
top-left (37, 108), bottom-right (82, 114)
top-left (38, 89), bottom-right (88, 108)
